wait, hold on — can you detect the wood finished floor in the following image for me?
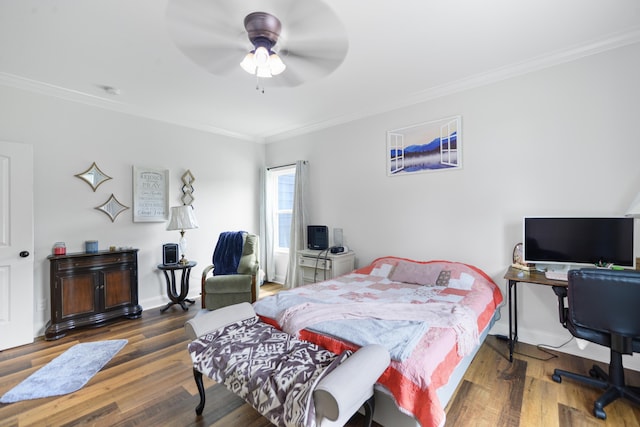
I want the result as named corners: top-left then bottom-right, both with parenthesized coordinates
top-left (0, 282), bottom-right (639, 427)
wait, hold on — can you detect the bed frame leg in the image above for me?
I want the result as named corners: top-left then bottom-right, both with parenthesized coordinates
top-left (193, 368), bottom-right (206, 415)
top-left (362, 395), bottom-right (375, 427)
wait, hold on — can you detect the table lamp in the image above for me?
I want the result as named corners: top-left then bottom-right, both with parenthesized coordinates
top-left (167, 205), bottom-right (199, 264)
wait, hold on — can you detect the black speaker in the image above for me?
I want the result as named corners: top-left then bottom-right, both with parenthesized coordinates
top-left (162, 243), bottom-right (179, 265)
top-left (307, 225), bottom-right (328, 250)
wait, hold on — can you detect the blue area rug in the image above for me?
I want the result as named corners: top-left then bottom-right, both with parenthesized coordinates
top-left (0, 339), bottom-right (127, 403)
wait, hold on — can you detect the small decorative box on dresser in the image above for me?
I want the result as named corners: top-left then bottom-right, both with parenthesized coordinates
top-left (45, 249), bottom-right (142, 340)
top-left (297, 249), bottom-right (355, 285)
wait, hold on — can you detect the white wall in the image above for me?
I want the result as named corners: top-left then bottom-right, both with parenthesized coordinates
top-left (0, 85), bottom-right (264, 337)
top-left (265, 43), bottom-right (640, 369)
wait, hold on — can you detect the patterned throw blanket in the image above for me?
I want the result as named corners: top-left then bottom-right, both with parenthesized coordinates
top-left (188, 317), bottom-right (351, 427)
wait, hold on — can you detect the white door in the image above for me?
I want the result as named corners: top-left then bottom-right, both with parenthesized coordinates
top-left (0, 141), bottom-right (34, 350)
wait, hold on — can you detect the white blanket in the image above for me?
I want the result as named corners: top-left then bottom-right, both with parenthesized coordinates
top-left (277, 301), bottom-right (479, 357)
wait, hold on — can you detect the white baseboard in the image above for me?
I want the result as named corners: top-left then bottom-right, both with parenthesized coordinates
top-left (490, 323), bottom-right (640, 372)
top-left (140, 291), bottom-right (202, 311)
top-left (272, 275), bottom-right (286, 284)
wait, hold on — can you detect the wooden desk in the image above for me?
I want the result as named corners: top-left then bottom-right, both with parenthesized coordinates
top-left (504, 266), bottom-right (567, 362)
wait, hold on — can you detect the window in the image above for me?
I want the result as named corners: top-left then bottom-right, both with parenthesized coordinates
top-left (269, 166), bottom-right (295, 251)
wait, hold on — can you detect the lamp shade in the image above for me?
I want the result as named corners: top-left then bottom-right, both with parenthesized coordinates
top-left (240, 52), bottom-right (256, 74)
top-left (166, 205), bottom-right (199, 231)
top-left (268, 53), bottom-right (286, 75)
top-left (626, 192), bottom-right (640, 218)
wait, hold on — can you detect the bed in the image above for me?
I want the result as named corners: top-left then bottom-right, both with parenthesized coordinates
top-left (253, 256), bottom-right (504, 427)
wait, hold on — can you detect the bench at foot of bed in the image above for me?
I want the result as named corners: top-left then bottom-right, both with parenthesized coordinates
top-left (185, 302), bottom-right (390, 427)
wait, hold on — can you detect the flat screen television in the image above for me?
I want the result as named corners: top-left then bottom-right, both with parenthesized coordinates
top-left (523, 217), bottom-right (635, 268)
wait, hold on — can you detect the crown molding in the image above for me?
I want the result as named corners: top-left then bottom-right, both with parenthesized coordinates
top-left (0, 72), bottom-right (257, 142)
top-left (1, 27), bottom-right (639, 145)
top-left (264, 28), bottom-right (640, 143)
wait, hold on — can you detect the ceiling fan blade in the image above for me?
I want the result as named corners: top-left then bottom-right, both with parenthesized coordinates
top-left (280, 38), bottom-right (348, 62)
top-left (166, 0), bottom-right (242, 42)
top-left (177, 44), bottom-right (246, 75)
top-left (275, 54), bottom-right (336, 85)
top-left (276, 37), bottom-right (348, 82)
top-left (167, 0), bottom-right (251, 75)
top-left (264, 64), bottom-right (307, 88)
top-left (272, 2), bottom-right (348, 84)
top-left (278, 0), bottom-right (345, 35)
top-left (277, 2), bottom-right (347, 44)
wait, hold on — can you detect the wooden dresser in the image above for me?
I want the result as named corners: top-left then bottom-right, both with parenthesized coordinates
top-left (45, 249), bottom-right (142, 340)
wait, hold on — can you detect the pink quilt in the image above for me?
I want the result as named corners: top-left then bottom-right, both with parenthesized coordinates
top-left (255, 257), bottom-right (503, 427)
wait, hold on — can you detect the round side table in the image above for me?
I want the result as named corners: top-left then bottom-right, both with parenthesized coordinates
top-left (157, 261), bottom-right (197, 312)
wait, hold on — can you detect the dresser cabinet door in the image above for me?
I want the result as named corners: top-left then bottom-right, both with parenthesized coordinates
top-left (102, 268), bottom-right (136, 310)
top-left (59, 272), bottom-right (98, 319)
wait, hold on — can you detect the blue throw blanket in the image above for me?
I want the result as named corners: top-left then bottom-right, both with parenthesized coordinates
top-left (212, 231), bottom-right (245, 275)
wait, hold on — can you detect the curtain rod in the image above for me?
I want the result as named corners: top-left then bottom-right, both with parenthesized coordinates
top-left (266, 161), bottom-right (306, 170)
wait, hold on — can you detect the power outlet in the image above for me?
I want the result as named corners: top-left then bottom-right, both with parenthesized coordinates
top-left (36, 299), bottom-right (47, 312)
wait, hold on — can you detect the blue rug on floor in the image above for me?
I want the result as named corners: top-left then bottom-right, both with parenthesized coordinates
top-left (0, 339), bottom-right (127, 403)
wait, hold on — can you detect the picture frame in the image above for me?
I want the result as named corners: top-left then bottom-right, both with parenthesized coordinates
top-left (132, 166), bottom-right (169, 222)
top-left (387, 115), bottom-right (462, 176)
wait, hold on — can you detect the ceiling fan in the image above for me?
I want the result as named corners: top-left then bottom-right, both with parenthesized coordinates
top-left (166, 0), bottom-right (349, 88)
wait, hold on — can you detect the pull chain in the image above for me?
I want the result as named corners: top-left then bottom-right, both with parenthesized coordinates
top-left (255, 75), bottom-right (265, 94)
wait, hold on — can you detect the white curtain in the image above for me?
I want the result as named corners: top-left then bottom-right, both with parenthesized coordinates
top-left (285, 160), bottom-right (309, 288)
top-left (260, 168), bottom-right (275, 282)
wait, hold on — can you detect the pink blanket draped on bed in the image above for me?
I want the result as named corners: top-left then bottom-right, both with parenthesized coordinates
top-left (255, 257), bottom-right (504, 427)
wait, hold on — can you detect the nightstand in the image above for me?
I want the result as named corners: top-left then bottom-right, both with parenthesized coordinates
top-left (158, 261), bottom-right (197, 312)
top-left (297, 249), bottom-right (355, 285)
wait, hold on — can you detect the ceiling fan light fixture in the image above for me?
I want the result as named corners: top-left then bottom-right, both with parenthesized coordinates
top-left (254, 46), bottom-right (270, 67)
top-left (240, 12), bottom-right (288, 79)
top-left (269, 53), bottom-right (286, 75)
top-left (256, 66), bottom-right (272, 78)
top-left (240, 47), bottom-right (285, 78)
top-left (240, 51), bottom-right (256, 73)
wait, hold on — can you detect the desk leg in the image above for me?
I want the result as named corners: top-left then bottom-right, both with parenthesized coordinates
top-left (508, 279), bottom-right (517, 362)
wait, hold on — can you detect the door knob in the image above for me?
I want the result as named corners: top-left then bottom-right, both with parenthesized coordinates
top-left (19, 251), bottom-right (30, 258)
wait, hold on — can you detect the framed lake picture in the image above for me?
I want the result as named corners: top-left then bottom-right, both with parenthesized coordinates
top-left (387, 115), bottom-right (462, 176)
top-left (133, 166), bottom-right (169, 222)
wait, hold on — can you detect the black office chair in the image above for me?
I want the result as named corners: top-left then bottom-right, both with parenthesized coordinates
top-left (551, 268), bottom-right (640, 419)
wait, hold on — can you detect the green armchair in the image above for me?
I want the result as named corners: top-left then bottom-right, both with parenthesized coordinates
top-left (201, 232), bottom-right (260, 310)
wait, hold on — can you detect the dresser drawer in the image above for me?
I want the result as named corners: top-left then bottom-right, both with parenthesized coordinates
top-left (54, 252), bottom-right (136, 271)
top-left (298, 255), bottom-right (332, 270)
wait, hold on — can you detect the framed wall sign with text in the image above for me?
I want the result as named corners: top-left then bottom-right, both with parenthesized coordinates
top-left (133, 166), bottom-right (169, 222)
